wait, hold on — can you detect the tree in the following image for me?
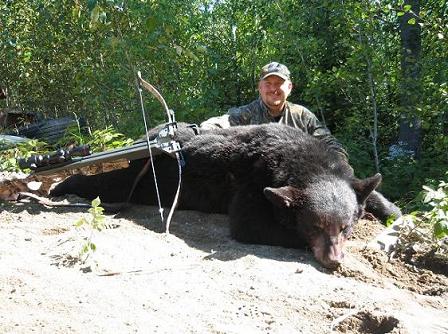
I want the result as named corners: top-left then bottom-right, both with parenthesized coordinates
top-left (397, 0), bottom-right (422, 156)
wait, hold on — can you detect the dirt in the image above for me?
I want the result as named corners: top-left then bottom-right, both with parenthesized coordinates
top-left (1, 172), bottom-right (447, 334)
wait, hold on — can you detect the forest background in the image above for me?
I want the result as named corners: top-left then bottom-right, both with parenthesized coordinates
top-left (0, 0), bottom-right (447, 206)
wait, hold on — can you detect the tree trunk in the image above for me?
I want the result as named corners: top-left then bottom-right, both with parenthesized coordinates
top-left (397, 0), bottom-right (422, 157)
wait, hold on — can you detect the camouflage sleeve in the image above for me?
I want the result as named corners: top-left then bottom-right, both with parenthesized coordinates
top-left (228, 105), bottom-right (252, 126)
top-left (303, 108), bottom-right (349, 160)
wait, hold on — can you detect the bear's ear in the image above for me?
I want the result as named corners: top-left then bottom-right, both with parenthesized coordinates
top-left (263, 186), bottom-right (301, 208)
top-left (351, 173), bottom-right (382, 204)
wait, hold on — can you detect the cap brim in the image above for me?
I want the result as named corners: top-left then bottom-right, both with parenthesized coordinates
top-left (260, 73), bottom-right (290, 81)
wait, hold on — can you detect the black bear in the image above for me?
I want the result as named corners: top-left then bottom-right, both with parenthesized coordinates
top-left (51, 123), bottom-right (401, 268)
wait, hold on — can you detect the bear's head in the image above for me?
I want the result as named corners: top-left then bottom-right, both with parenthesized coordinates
top-left (263, 173), bottom-right (382, 269)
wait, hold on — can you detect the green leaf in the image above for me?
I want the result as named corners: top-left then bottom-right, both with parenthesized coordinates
top-left (92, 197), bottom-right (101, 208)
top-left (385, 215), bottom-right (397, 227)
top-left (23, 50), bottom-right (32, 62)
top-left (74, 217), bottom-right (87, 227)
top-left (433, 220), bottom-right (448, 239)
top-left (90, 5), bottom-right (101, 25)
top-left (174, 45), bottom-right (183, 56)
top-left (99, 12), bottom-right (107, 24)
top-left (80, 244), bottom-right (90, 255)
top-left (408, 18), bottom-right (416, 25)
top-left (72, 4), bottom-right (81, 20)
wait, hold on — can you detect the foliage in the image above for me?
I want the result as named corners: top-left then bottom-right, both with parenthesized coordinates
top-left (73, 196), bottom-right (106, 262)
top-left (421, 181), bottom-right (448, 240)
top-left (395, 178), bottom-right (448, 258)
top-left (86, 127), bottom-right (133, 152)
top-left (60, 125), bottom-right (133, 152)
top-left (1, 0), bottom-right (447, 202)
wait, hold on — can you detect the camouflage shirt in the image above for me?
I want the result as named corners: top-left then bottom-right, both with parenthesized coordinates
top-left (200, 98), bottom-right (348, 158)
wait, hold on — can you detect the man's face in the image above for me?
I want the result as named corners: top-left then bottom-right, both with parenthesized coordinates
top-left (258, 75), bottom-right (292, 113)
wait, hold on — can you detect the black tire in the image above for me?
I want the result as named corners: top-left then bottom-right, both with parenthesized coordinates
top-left (7, 117), bottom-right (88, 144)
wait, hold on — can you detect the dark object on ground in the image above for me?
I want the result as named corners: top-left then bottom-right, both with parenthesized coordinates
top-left (6, 116), bottom-right (88, 144)
top-left (52, 123), bottom-right (401, 269)
top-left (0, 109), bottom-right (37, 129)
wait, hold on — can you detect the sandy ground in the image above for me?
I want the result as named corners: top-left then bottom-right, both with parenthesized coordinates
top-left (0, 197), bottom-right (447, 334)
top-left (0, 171), bottom-right (447, 333)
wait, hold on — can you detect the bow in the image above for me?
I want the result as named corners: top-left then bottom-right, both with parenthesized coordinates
top-left (136, 71), bottom-right (183, 233)
top-left (17, 73), bottom-right (183, 232)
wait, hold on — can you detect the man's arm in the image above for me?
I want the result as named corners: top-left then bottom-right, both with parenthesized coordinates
top-left (200, 103), bottom-right (253, 129)
top-left (228, 105), bottom-right (252, 126)
top-left (200, 114), bottom-right (231, 130)
top-left (302, 109), bottom-right (349, 160)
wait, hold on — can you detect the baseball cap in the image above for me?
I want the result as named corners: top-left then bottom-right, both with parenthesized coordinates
top-left (259, 62), bottom-right (291, 81)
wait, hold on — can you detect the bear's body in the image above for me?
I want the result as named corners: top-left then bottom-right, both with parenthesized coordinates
top-left (52, 123), bottom-right (400, 268)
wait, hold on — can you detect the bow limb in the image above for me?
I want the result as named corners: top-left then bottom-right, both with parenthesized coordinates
top-left (135, 71), bottom-right (182, 233)
top-left (137, 71), bottom-right (174, 124)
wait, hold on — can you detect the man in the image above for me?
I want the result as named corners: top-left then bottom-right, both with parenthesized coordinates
top-left (200, 62), bottom-right (347, 157)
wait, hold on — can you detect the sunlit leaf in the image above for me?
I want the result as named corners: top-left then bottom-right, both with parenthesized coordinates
top-left (174, 45), bottom-right (183, 56)
top-left (92, 196), bottom-right (101, 208)
top-left (90, 5), bottom-right (101, 25)
top-left (433, 220), bottom-right (448, 239)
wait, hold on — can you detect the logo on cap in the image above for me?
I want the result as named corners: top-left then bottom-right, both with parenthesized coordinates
top-left (259, 62), bottom-right (291, 81)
